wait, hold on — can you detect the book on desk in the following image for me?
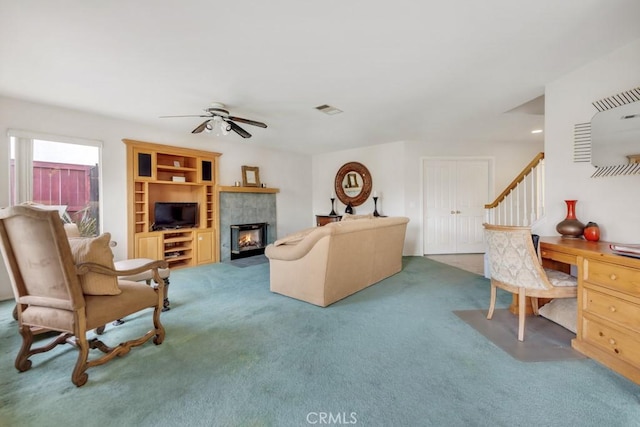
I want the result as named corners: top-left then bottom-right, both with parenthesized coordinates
top-left (609, 243), bottom-right (640, 258)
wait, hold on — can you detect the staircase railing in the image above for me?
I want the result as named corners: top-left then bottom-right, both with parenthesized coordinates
top-left (484, 152), bottom-right (545, 226)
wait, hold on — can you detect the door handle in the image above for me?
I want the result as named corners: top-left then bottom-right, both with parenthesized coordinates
top-left (451, 210), bottom-right (456, 214)
top-left (456, 210), bottom-right (461, 214)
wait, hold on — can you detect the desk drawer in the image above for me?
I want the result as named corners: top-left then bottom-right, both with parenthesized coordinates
top-left (584, 287), bottom-right (640, 333)
top-left (582, 317), bottom-right (640, 368)
top-left (584, 259), bottom-right (640, 296)
top-left (540, 248), bottom-right (576, 265)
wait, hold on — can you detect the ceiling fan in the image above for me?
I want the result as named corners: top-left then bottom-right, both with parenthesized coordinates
top-left (160, 103), bottom-right (267, 138)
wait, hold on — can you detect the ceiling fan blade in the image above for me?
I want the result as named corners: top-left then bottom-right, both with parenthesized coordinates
top-left (227, 121), bottom-right (252, 138)
top-left (160, 114), bottom-right (212, 118)
top-left (192, 120), bottom-right (211, 134)
top-left (227, 116), bottom-right (267, 128)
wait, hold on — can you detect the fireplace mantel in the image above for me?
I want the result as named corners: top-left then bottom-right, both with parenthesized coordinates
top-left (219, 186), bottom-right (279, 194)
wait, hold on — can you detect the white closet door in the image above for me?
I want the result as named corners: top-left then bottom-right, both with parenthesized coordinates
top-left (423, 159), bottom-right (489, 254)
top-left (424, 160), bottom-right (457, 254)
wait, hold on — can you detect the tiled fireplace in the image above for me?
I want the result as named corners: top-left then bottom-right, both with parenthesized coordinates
top-left (219, 192), bottom-right (277, 262)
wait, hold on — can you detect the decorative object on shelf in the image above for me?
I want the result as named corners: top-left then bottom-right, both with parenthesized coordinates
top-left (583, 221), bottom-right (600, 242)
top-left (346, 173), bottom-right (359, 188)
top-left (372, 190), bottom-right (380, 217)
top-left (241, 165), bottom-right (260, 187)
top-left (345, 202), bottom-right (354, 214)
top-left (329, 197), bottom-right (337, 216)
top-left (556, 200), bottom-right (585, 239)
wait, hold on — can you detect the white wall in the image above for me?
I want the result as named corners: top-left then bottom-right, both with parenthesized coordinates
top-left (0, 96), bottom-right (311, 300)
top-left (540, 38), bottom-right (640, 242)
top-left (312, 139), bottom-right (543, 256)
top-left (312, 141), bottom-right (406, 221)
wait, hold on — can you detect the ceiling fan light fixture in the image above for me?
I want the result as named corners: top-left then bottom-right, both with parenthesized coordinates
top-left (209, 116), bottom-right (227, 136)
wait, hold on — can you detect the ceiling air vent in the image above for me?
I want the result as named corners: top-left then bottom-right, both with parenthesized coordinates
top-left (315, 104), bottom-right (343, 115)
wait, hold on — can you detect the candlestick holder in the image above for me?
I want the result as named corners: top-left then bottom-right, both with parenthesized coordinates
top-left (329, 197), bottom-right (337, 216)
top-left (373, 196), bottom-right (380, 217)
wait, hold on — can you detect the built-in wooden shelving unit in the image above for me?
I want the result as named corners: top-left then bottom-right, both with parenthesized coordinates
top-left (124, 139), bottom-right (222, 268)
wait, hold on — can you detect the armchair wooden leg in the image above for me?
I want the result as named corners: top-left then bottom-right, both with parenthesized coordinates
top-left (518, 288), bottom-right (526, 341)
top-left (161, 278), bottom-right (170, 311)
top-left (487, 283), bottom-right (497, 320)
top-left (152, 305), bottom-right (165, 345)
top-left (15, 325), bottom-right (34, 372)
top-left (72, 335), bottom-right (90, 387)
top-left (147, 277), bottom-right (170, 311)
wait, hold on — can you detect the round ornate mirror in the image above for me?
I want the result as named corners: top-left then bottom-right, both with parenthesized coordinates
top-left (334, 162), bottom-right (372, 207)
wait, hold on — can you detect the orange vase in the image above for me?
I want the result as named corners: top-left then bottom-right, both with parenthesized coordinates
top-left (556, 200), bottom-right (585, 239)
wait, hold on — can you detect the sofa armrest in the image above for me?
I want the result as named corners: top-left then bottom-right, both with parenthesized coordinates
top-left (265, 226), bottom-right (334, 261)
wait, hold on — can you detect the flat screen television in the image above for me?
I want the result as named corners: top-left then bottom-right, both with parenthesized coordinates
top-left (153, 202), bottom-right (198, 230)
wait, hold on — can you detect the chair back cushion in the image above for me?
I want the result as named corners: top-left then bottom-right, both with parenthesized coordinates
top-left (484, 225), bottom-right (550, 290)
top-left (68, 233), bottom-right (121, 295)
top-left (2, 214), bottom-right (72, 301)
top-left (64, 223), bottom-right (82, 238)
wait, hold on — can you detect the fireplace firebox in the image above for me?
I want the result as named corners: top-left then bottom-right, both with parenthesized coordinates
top-left (230, 223), bottom-right (268, 260)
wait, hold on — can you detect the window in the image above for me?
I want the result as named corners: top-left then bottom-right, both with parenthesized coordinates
top-left (9, 131), bottom-right (102, 236)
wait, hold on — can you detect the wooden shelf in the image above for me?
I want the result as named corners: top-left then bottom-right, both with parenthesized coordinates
top-left (219, 186), bottom-right (279, 194)
top-left (154, 180), bottom-right (202, 186)
top-left (157, 165), bottom-right (197, 172)
top-left (164, 235), bottom-right (193, 244)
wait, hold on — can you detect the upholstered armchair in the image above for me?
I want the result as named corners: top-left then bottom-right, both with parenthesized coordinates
top-left (483, 224), bottom-right (577, 341)
top-left (0, 205), bottom-right (167, 387)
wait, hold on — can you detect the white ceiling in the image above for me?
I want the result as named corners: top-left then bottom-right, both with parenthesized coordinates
top-left (1, 1), bottom-right (640, 155)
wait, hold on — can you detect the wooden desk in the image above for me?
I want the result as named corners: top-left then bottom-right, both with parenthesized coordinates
top-left (316, 215), bottom-right (342, 226)
top-left (540, 237), bottom-right (640, 385)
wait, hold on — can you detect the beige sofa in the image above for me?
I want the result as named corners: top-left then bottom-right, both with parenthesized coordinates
top-left (265, 216), bottom-right (409, 307)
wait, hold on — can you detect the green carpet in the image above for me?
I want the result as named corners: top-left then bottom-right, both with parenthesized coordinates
top-left (1, 257), bottom-right (639, 427)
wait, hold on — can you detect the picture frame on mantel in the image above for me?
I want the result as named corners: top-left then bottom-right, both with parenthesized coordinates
top-left (241, 165), bottom-right (260, 187)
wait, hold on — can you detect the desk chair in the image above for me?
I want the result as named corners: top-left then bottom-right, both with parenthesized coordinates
top-left (483, 224), bottom-right (578, 341)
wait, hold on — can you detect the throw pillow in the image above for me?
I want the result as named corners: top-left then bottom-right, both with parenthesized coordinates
top-left (68, 233), bottom-right (121, 295)
top-left (538, 298), bottom-right (577, 333)
top-left (341, 213), bottom-right (374, 221)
